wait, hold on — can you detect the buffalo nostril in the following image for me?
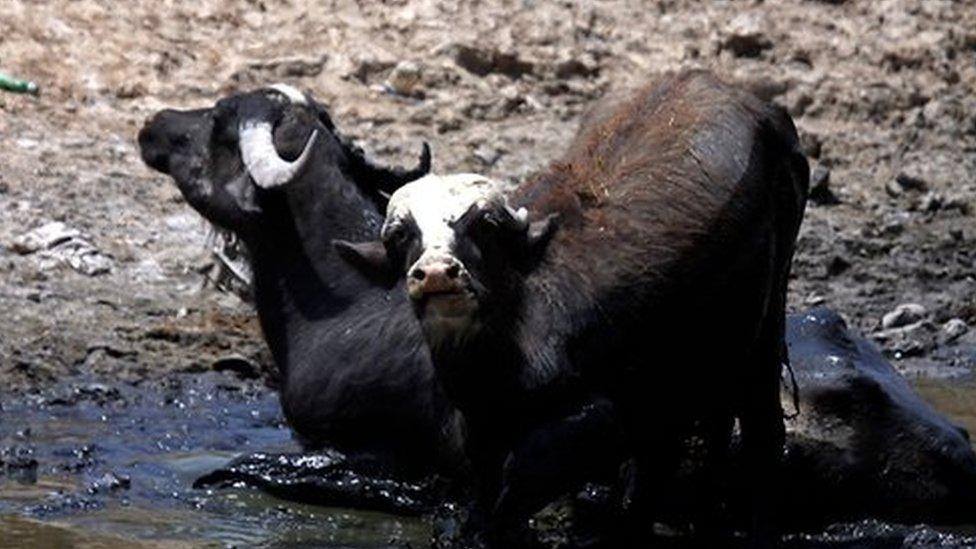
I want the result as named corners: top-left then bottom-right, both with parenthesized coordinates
top-left (446, 264), bottom-right (460, 279)
top-left (410, 268), bottom-right (426, 281)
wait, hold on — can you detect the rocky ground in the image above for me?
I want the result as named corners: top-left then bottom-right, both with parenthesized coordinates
top-left (1, 0), bottom-right (974, 417)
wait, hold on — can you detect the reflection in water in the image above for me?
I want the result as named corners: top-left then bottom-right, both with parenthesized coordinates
top-left (914, 377), bottom-right (976, 451)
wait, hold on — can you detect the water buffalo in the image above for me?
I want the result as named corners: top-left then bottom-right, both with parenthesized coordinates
top-left (777, 307), bottom-right (976, 529)
top-left (138, 85), bottom-right (464, 476)
top-left (336, 70), bottom-right (810, 545)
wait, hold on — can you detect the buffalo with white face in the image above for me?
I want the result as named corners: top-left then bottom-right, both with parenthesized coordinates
top-left (336, 69), bottom-right (810, 546)
top-left (337, 173), bottom-right (549, 350)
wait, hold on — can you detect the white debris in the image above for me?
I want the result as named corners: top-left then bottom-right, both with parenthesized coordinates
top-left (881, 303), bottom-right (927, 329)
top-left (12, 221), bottom-right (113, 276)
top-left (943, 318), bottom-right (969, 342)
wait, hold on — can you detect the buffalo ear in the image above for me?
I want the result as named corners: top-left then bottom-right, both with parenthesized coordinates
top-left (332, 239), bottom-right (395, 280)
top-left (525, 213), bottom-right (559, 253)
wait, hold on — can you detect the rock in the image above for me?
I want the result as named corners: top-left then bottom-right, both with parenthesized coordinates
top-left (809, 164), bottom-right (839, 205)
top-left (882, 303), bottom-right (928, 329)
top-left (453, 45), bottom-right (534, 78)
top-left (826, 254), bottom-right (851, 277)
top-left (553, 57), bottom-right (598, 80)
top-left (213, 355), bottom-right (261, 380)
top-left (886, 172), bottom-right (929, 199)
top-left (885, 179), bottom-right (905, 198)
top-left (872, 320), bottom-right (932, 359)
top-left (895, 172), bottom-right (928, 192)
top-left (920, 191), bottom-right (943, 212)
top-left (11, 222), bottom-right (113, 276)
top-left (60, 242), bottom-right (113, 276)
top-left (246, 55), bottom-right (328, 78)
top-left (12, 222), bottom-right (81, 254)
top-left (87, 472), bottom-right (131, 494)
top-left (384, 61), bottom-right (423, 96)
top-left (721, 13), bottom-right (773, 58)
top-left (472, 144), bottom-right (504, 167)
top-left (799, 132), bottom-right (822, 159)
top-left (944, 318), bottom-right (969, 342)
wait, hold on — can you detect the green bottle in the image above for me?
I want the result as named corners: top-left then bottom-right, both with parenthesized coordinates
top-left (0, 72), bottom-right (39, 95)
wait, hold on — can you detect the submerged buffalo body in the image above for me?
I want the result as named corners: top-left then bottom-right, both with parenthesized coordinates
top-left (138, 85), bottom-right (463, 475)
top-left (779, 308), bottom-right (976, 527)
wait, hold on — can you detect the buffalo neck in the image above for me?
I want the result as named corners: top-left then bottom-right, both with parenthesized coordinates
top-left (244, 172), bottom-right (390, 370)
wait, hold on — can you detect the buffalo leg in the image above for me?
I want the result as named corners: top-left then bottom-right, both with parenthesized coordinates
top-left (489, 398), bottom-right (625, 547)
top-left (739, 312), bottom-right (787, 547)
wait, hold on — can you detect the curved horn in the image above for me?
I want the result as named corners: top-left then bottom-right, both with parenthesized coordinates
top-left (343, 140), bottom-right (432, 195)
top-left (238, 120), bottom-right (318, 188)
top-left (500, 203), bottom-right (530, 231)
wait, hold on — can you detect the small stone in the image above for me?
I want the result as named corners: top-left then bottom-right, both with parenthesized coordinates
top-left (722, 13), bottom-right (773, 58)
top-left (213, 355), bottom-right (261, 380)
top-left (88, 472), bottom-right (131, 494)
top-left (885, 179), bottom-right (905, 198)
top-left (384, 61), bottom-right (423, 96)
top-left (944, 318), bottom-right (969, 342)
top-left (826, 254), bottom-right (850, 277)
top-left (453, 45), bottom-right (534, 78)
top-left (882, 303), bottom-right (927, 329)
top-left (895, 172), bottom-right (928, 192)
top-left (553, 58), bottom-right (598, 80)
top-left (12, 222), bottom-right (81, 254)
top-left (472, 144), bottom-right (504, 167)
top-left (920, 192), bottom-right (943, 212)
top-left (804, 293), bottom-right (826, 306)
top-left (809, 165), bottom-right (839, 205)
top-left (800, 132), bottom-right (822, 159)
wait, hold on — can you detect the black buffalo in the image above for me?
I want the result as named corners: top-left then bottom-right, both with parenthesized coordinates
top-left (777, 308), bottom-right (976, 528)
top-left (338, 70), bottom-right (810, 545)
top-left (138, 84), bottom-right (464, 476)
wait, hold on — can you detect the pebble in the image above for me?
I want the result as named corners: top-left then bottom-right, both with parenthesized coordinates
top-left (213, 355), bottom-right (261, 380)
top-left (886, 172), bottom-right (929, 199)
top-left (920, 191), bottom-right (943, 212)
top-left (87, 472), bottom-right (131, 494)
top-left (453, 44), bottom-right (534, 78)
top-left (553, 57), bottom-right (598, 79)
top-left (809, 164), bottom-right (839, 205)
top-left (472, 144), bottom-right (504, 167)
top-left (384, 61), bottom-right (422, 96)
top-left (943, 318), bottom-right (969, 342)
top-left (722, 13), bottom-right (773, 58)
top-left (895, 172), bottom-right (928, 192)
top-left (12, 222), bottom-right (81, 254)
top-left (882, 303), bottom-right (927, 329)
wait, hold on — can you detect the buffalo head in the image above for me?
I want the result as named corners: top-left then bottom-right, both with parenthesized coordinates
top-left (333, 174), bottom-right (556, 350)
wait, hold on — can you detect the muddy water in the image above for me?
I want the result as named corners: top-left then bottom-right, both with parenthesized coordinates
top-left (914, 377), bottom-right (976, 450)
top-left (2, 371), bottom-right (976, 548)
top-left (0, 373), bottom-right (428, 548)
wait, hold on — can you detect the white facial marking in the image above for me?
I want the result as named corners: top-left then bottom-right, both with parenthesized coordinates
top-left (386, 173), bottom-right (508, 261)
top-left (268, 83), bottom-right (308, 105)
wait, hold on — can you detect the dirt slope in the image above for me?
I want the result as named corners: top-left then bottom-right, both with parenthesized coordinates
top-left (1, 0), bottom-right (974, 389)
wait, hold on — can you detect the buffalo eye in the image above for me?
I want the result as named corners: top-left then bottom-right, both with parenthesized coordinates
top-left (382, 223), bottom-right (412, 252)
top-left (481, 211), bottom-right (501, 228)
